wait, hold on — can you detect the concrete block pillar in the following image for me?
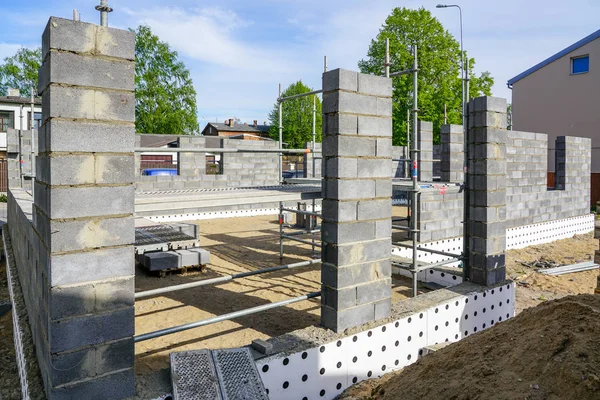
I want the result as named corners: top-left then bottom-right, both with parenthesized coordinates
top-left (440, 124), bottom-right (464, 183)
top-left (6, 128), bottom-right (21, 189)
top-left (466, 96), bottom-right (507, 286)
top-left (34, 17), bottom-right (135, 398)
top-left (417, 121), bottom-right (433, 182)
top-left (320, 69), bottom-right (393, 332)
top-left (555, 136), bottom-right (591, 193)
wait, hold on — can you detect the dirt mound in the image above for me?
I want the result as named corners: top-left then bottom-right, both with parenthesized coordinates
top-left (339, 294), bottom-right (600, 400)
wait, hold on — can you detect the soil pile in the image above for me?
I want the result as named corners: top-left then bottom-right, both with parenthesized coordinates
top-left (339, 294), bottom-right (600, 400)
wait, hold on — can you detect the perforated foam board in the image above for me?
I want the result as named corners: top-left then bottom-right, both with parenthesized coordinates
top-left (145, 205), bottom-right (323, 222)
top-left (256, 281), bottom-right (515, 400)
top-left (392, 214), bottom-right (594, 287)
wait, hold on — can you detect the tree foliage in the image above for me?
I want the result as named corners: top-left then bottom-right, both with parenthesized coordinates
top-left (0, 47), bottom-right (42, 96)
top-left (268, 81), bottom-right (322, 148)
top-left (358, 7), bottom-right (494, 144)
top-left (134, 25), bottom-right (198, 134)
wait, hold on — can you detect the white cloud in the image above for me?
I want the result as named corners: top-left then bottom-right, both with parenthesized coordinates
top-left (0, 43), bottom-right (26, 61)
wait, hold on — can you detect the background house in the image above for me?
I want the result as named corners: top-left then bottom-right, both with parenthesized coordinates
top-left (0, 91), bottom-right (42, 158)
top-left (508, 28), bottom-right (600, 203)
top-left (201, 119), bottom-right (272, 140)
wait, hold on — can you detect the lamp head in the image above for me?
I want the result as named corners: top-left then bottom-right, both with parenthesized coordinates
top-left (436, 4), bottom-right (448, 8)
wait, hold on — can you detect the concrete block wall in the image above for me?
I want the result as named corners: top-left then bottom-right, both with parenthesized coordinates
top-left (135, 135), bottom-right (281, 191)
top-left (9, 17), bottom-right (136, 399)
top-left (418, 185), bottom-right (463, 242)
top-left (440, 124), bottom-right (464, 183)
top-left (505, 132), bottom-right (590, 227)
top-left (303, 142), bottom-right (322, 178)
top-left (411, 97), bottom-right (590, 247)
top-left (466, 96), bottom-right (507, 286)
top-left (418, 121), bottom-right (433, 182)
top-left (7, 129), bottom-right (22, 189)
top-left (320, 68), bottom-right (393, 332)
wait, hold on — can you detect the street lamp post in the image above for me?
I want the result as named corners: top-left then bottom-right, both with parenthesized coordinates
top-left (436, 4), bottom-right (470, 281)
top-left (436, 4), bottom-right (465, 131)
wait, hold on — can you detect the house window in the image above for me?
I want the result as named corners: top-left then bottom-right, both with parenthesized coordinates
top-left (571, 55), bottom-right (589, 74)
top-left (27, 112), bottom-right (42, 130)
top-left (0, 111), bottom-right (14, 132)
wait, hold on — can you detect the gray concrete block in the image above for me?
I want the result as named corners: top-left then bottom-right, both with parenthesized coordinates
top-left (322, 238), bottom-right (390, 267)
top-left (251, 339), bottom-right (274, 355)
top-left (50, 368), bottom-right (135, 400)
top-left (143, 251), bottom-right (181, 271)
top-left (357, 158), bottom-right (391, 179)
top-left (42, 17), bottom-right (134, 61)
top-left (47, 246), bottom-right (134, 286)
top-left (324, 179), bottom-right (376, 200)
top-left (186, 248), bottom-right (210, 265)
top-left (321, 260), bottom-right (391, 289)
top-left (357, 115), bottom-right (392, 137)
top-left (323, 68), bottom-right (358, 93)
top-left (357, 73), bottom-right (392, 97)
top-left (322, 136), bottom-right (377, 157)
top-left (321, 221), bottom-right (376, 244)
top-left (357, 199), bottom-right (391, 220)
top-left (325, 157), bottom-right (358, 178)
top-left (39, 51), bottom-right (134, 94)
top-left (49, 306), bottom-right (134, 353)
top-left (42, 85), bottom-right (134, 122)
top-left (321, 200), bottom-right (358, 223)
top-left (38, 185), bottom-right (134, 219)
top-left (324, 91), bottom-right (377, 115)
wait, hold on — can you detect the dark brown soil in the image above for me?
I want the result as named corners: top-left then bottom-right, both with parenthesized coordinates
top-left (339, 294), bottom-right (600, 400)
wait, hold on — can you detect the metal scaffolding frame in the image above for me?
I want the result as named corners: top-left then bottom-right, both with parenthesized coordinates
top-left (279, 201), bottom-right (321, 258)
top-left (277, 57), bottom-right (328, 183)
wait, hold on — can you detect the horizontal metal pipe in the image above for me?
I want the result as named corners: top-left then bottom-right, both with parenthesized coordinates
top-left (389, 68), bottom-right (416, 77)
top-left (391, 225), bottom-right (411, 231)
top-left (135, 259), bottom-right (321, 299)
top-left (134, 292), bottom-right (321, 342)
top-left (281, 235), bottom-right (322, 248)
top-left (392, 257), bottom-right (460, 273)
top-left (279, 90), bottom-right (322, 102)
top-left (281, 208), bottom-right (322, 217)
top-left (282, 229), bottom-right (321, 237)
top-left (394, 242), bottom-right (461, 259)
top-left (136, 147), bottom-right (320, 154)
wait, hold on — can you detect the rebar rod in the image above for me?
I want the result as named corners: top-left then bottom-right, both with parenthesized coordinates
top-left (410, 44), bottom-right (419, 297)
top-left (280, 207), bottom-right (321, 217)
top-left (134, 292), bottom-right (321, 342)
top-left (278, 83), bottom-right (283, 182)
top-left (279, 90), bottom-right (322, 103)
top-left (135, 259), bottom-right (321, 299)
top-left (135, 147), bottom-right (319, 154)
top-left (281, 235), bottom-right (323, 248)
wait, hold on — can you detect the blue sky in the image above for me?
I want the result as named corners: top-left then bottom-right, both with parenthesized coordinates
top-left (1, 0), bottom-right (599, 130)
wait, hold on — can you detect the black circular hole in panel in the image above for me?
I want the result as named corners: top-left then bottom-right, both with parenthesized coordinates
top-left (337, 340), bottom-right (342, 347)
top-left (353, 356), bottom-right (358, 363)
top-left (368, 351), bottom-right (373, 357)
top-left (337, 383), bottom-right (342, 390)
top-left (320, 389), bottom-right (326, 397)
top-left (337, 362), bottom-right (342, 369)
top-left (302, 352), bottom-right (308, 359)
top-left (302, 374), bottom-right (308, 382)
top-left (320, 367), bottom-right (325, 375)
top-left (262, 365), bottom-right (269, 373)
top-left (320, 346), bottom-right (325, 353)
top-left (283, 381), bottom-right (289, 389)
top-left (283, 358), bottom-right (289, 366)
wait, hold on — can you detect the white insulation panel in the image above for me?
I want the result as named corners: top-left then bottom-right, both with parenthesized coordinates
top-left (257, 282), bottom-right (515, 400)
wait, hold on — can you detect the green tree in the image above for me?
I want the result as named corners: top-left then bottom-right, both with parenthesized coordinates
top-left (134, 25), bottom-right (198, 134)
top-left (358, 7), bottom-right (494, 144)
top-left (268, 81), bottom-right (322, 148)
top-left (0, 47), bottom-right (42, 96)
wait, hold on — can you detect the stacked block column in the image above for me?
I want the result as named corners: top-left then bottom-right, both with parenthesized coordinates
top-left (34, 17), bottom-right (135, 398)
top-left (440, 124), bottom-right (464, 183)
top-left (320, 69), bottom-right (393, 332)
top-left (417, 121), bottom-right (433, 182)
top-left (466, 97), bottom-right (507, 286)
